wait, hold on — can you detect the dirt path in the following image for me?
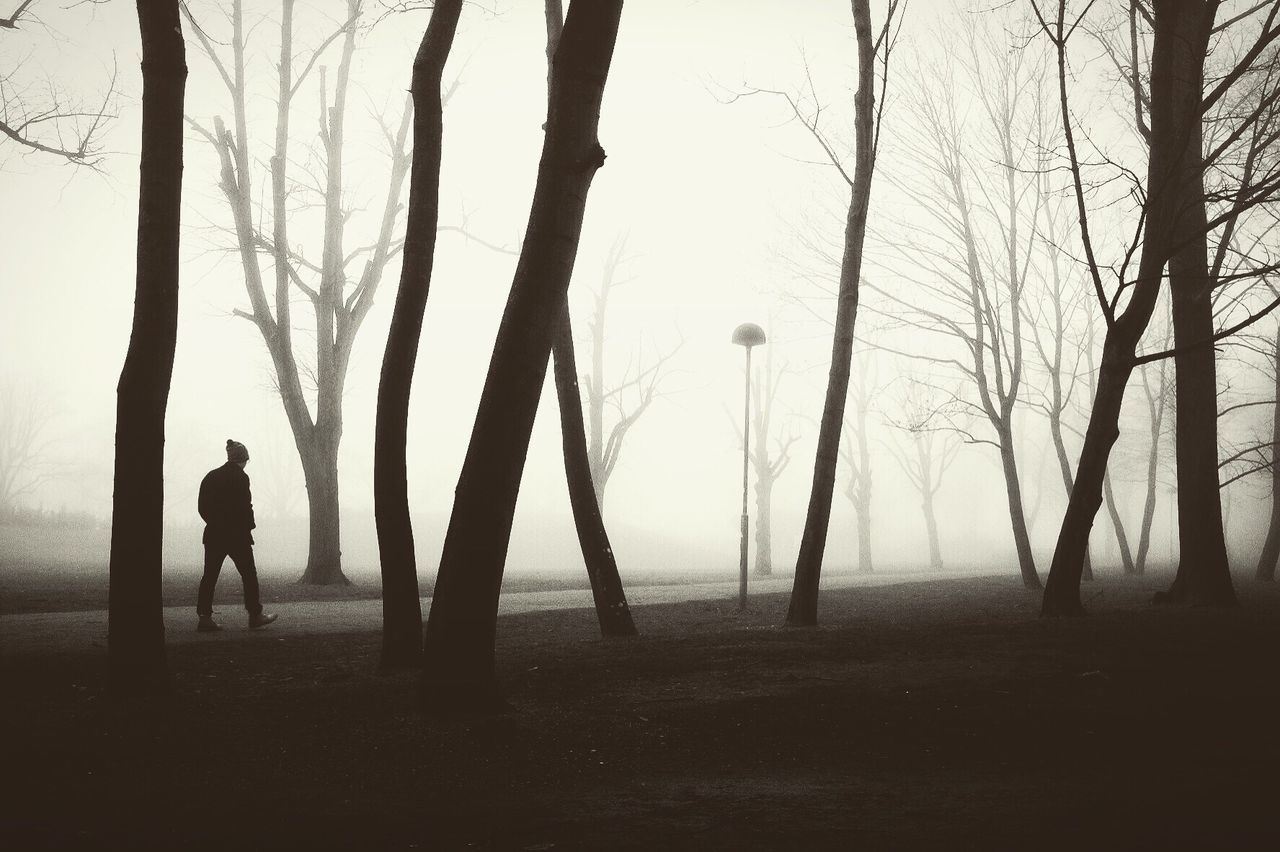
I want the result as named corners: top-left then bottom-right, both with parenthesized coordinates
top-left (0, 569), bottom-right (990, 655)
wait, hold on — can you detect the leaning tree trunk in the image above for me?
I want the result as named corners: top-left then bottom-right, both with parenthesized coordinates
top-left (299, 434), bottom-right (347, 585)
top-left (108, 0), bottom-right (186, 697)
top-left (1256, 327), bottom-right (1280, 581)
top-left (1043, 345), bottom-right (1138, 614)
top-left (420, 0), bottom-right (625, 713)
top-left (553, 306), bottom-right (637, 637)
top-left (1161, 152), bottom-right (1236, 605)
top-left (787, 0), bottom-right (878, 627)
top-left (1042, 0), bottom-right (1212, 616)
top-left (1135, 457), bottom-right (1162, 575)
top-left (543, 0), bottom-right (636, 639)
top-left (1102, 471), bottom-right (1135, 576)
top-left (1048, 414), bottom-right (1097, 580)
top-left (997, 425), bottom-right (1040, 589)
top-left (373, 0), bottom-right (463, 671)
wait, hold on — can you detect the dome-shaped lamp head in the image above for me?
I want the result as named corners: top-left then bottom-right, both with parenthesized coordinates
top-left (731, 322), bottom-right (766, 349)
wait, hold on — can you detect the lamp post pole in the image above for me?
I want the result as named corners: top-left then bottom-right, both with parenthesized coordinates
top-left (740, 344), bottom-right (752, 610)
top-left (731, 322), bottom-right (766, 611)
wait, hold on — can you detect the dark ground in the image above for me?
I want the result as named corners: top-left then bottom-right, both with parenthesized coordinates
top-left (3, 574), bottom-right (1279, 850)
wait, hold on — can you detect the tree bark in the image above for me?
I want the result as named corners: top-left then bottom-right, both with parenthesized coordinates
top-left (298, 436), bottom-right (346, 584)
top-left (108, 0), bottom-right (186, 696)
top-left (1048, 413), bottom-right (1099, 579)
top-left (1255, 326), bottom-right (1280, 581)
top-left (787, 0), bottom-right (877, 627)
top-left (1160, 93), bottom-right (1236, 604)
top-left (543, 0), bottom-right (636, 639)
top-left (553, 306), bottom-right (637, 636)
top-left (372, 0), bottom-right (462, 672)
top-left (420, 0), bottom-right (625, 712)
top-left (1042, 0), bottom-right (1213, 616)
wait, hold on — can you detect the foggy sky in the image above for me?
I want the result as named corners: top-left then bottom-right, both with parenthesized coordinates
top-left (1, 0), bottom-right (1270, 580)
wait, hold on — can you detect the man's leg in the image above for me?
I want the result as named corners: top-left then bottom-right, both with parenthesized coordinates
top-left (197, 545), bottom-right (227, 617)
top-left (227, 544), bottom-right (262, 615)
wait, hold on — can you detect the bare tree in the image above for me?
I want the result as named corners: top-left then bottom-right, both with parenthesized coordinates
top-left (0, 379), bottom-right (55, 519)
top-left (373, 0), bottom-right (463, 671)
top-left (184, 0), bottom-right (410, 584)
top-left (869, 11), bottom-right (1045, 589)
top-left (885, 380), bottom-right (962, 572)
top-left (1023, 169), bottom-right (1104, 580)
top-left (778, 0), bottom-right (903, 626)
top-left (0, 1), bottom-right (116, 166)
top-left (1037, 0), bottom-right (1280, 614)
top-left (108, 0), bottom-right (185, 696)
top-left (420, 0), bottom-right (625, 713)
top-left (581, 235), bottom-right (679, 507)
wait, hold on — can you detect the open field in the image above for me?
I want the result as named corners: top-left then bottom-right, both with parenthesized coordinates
top-left (3, 574), bottom-right (1279, 850)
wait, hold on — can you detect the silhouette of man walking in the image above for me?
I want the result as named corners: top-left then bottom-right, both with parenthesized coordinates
top-left (196, 439), bottom-right (277, 631)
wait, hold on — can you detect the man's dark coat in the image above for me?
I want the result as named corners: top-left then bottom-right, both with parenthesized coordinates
top-left (198, 462), bottom-right (256, 546)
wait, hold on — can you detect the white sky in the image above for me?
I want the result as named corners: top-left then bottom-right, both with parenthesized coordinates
top-left (1, 0), bottom-right (1272, 579)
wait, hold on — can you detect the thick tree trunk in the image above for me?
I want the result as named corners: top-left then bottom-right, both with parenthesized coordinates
top-left (1256, 328), bottom-right (1280, 581)
top-left (753, 474), bottom-right (773, 576)
top-left (1042, 0), bottom-right (1211, 616)
top-left (1161, 175), bottom-right (1236, 605)
top-left (420, 0), bottom-right (625, 712)
top-left (299, 436), bottom-right (347, 585)
top-left (553, 306), bottom-right (637, 636)
top-left (373, 0), bottom-right (462, 671)
top-left (108, 0), bottom-right (186, 696)
top-left (787, 0), bottom-right (877, 627)
top-left (997, 428), bottom-right (1040, 589)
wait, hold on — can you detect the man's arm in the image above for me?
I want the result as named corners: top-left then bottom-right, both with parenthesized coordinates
top-left (197, 474), bottom-right (212, 524)
top-left (245, 480), bottom-right (256, 532)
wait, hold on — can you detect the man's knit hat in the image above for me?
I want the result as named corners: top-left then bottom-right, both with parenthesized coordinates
top-left (226, 439), bottom-right (249, 463)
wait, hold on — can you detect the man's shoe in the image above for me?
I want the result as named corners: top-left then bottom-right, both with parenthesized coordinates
top-left (197, 615), bottom-right (222, 632)
top-left (249, 612), bottom-right (278, 630)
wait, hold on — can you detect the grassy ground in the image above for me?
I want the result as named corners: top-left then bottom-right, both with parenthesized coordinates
top-left (3, 574), bottom-right (1279, 850)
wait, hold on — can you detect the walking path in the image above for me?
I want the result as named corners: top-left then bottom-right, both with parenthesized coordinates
top-left (0, 569), bottom-right (994, 655)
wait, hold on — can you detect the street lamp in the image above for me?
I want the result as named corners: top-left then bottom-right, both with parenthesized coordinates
top-left (731, 321), bottom-right (766, 611)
